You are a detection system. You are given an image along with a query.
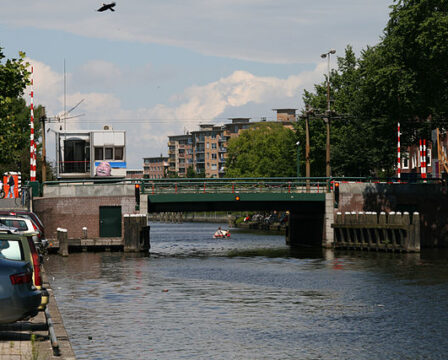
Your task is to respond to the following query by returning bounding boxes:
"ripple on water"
[45,223,448,360]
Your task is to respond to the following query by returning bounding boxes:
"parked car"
[0,223,20,233]
[0,230,49,310]
[0,257,41,324]
[0,216,46,252]
[0,210,46,241]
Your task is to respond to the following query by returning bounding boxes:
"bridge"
[141,177,328,212]
[26,177,448,250]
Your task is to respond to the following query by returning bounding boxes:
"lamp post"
[296,141,301,178]
[320,49,336,180]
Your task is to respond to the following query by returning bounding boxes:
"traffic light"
[135,184,140,210]
[334,182,339,208]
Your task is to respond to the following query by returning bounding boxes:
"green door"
[99,206,122,237]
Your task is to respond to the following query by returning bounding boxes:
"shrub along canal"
[44,222,448,360]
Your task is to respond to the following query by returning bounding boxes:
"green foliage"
[0,46,54,181]
[300,0,448,177]
[225,122,297,177]
[186,166,204,178]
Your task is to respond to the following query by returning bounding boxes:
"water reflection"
[45,222,448,360]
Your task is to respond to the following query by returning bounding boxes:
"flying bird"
[97,2,116,12]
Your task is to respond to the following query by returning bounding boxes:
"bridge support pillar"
[324,192,334,248]
[286,210,325,247]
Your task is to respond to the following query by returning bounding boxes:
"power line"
[47,117,277,124]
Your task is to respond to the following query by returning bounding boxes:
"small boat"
[213,229,231,238]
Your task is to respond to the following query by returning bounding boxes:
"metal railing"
[141,177,331,195]
[42,176,446,194]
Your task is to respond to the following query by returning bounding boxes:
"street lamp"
[296,141,301,178]
[320,49,336,179]
[321,49,336,113]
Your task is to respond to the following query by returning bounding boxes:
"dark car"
[0,230,49,310]
[0,257,41,324]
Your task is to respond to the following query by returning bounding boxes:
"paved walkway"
[0,270,76,359]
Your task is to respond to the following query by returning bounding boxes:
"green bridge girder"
[147,192,326,212]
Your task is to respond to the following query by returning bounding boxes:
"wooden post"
[123,214,150,253]
[57,228,68,256]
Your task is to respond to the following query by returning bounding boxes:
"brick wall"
[33,196,136,240]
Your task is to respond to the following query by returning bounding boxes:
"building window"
[105,147,113,160]
[95,147,104,160]
[427,148,432,167]
[115,147,124,160]
[212,143,217,149]
[411,153,417,169]
[212,153,217,160]
[402,152,409,169]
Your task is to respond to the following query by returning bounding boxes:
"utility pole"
[40,108,47,183]
[300,106,313,192]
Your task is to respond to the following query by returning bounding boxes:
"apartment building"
[143,155,169,179]
[165,109,297,178]
[168,134,194,177]
[191,124,223,177]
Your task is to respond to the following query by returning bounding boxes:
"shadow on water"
[226,246,326,259]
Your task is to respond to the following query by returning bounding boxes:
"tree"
[0,48,30,166]
[225,123,297,178]
[298,46,377,177]
[300,0,448,177]
[0,46,54,181]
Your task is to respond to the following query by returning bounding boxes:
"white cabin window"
[95,147,104,160]
[105,147,113,160]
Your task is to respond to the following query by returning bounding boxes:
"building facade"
[143,156,169,179]
[156,109,297,178]
[168,134,193,177]
[399,129,448,179]
[56,126,126,179]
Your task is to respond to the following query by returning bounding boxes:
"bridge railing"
[41,176,446,196]
[140,177,331,195]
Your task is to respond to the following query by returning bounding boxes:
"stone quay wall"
[336,183,448,248]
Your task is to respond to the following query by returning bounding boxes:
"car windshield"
[0,219,28,231]
[0,239,23,261]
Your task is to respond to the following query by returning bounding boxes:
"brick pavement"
[0,269,76,360]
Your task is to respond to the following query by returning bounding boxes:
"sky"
[1,0,392,169]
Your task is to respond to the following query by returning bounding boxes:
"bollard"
[57,228,68,257]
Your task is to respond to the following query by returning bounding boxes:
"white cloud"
[2,0,390,64]
[27,57,324,167]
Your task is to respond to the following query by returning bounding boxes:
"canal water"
[45,222,448,360]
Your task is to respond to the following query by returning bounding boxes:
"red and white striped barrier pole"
[30,66,36,182]
[397,122,401,182]
[422,139,427,181]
